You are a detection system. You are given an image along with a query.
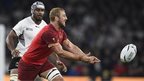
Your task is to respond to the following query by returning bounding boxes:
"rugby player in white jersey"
[6,1,66,81]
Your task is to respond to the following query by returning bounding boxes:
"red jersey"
[22,24,67,65]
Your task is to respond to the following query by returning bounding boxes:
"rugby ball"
[120,44,137,62]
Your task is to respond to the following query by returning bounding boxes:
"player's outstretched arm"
[48,43,82,61]
[63,39,101,63]
[48,43,100,64]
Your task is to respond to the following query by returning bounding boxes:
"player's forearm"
[57,49,82,61]
[48,52,60,65]
[50,43,85,61]
[68,45,85,56]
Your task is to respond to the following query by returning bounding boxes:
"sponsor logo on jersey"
[26,28,33,31]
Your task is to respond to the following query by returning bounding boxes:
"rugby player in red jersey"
[18,7,100,81]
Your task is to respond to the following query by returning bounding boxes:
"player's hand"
[88,56,101,64]
[56,61,67,72]
[80,55,100,64]
[11,49,20,57]
[86,52,91,56]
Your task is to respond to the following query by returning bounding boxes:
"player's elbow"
[6,34,11,44]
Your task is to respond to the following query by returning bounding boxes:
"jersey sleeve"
[41,31,57,44]
[13,20,24,36]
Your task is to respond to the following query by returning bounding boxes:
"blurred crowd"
[1,0,144,80]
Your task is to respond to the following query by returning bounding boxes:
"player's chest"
[23,25,43,39]
[55,31,64,43]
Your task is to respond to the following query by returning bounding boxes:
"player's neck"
[31,16,41,25]
[50,22,61,31]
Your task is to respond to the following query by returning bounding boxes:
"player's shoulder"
[17,16,30,24]
[41,20,47,25]
[41,24,56,34]
[44,24,52,29]
[40,24,49,32]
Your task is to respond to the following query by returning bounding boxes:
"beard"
[32,14,43,22]
[58,20,65,29]
[35,16,43,21]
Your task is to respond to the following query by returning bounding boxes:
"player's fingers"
[12,50,20,57]
[15,50,20,54]
[93,57,101,63]
[16,51,20,54]
[86,52,91,56]
[96,58,101,62]
[57,61,67,72]
[63,65,67,72]
[89,57,100,64]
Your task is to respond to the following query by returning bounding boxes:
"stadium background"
[0,0,143,81]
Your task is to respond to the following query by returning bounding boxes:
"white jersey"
[13,16,47,57]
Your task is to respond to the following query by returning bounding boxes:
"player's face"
[57,10,68,28]
[33,8,45,21]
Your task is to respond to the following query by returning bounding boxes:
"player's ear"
[31,9,34,14]
[55,16,59,21]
